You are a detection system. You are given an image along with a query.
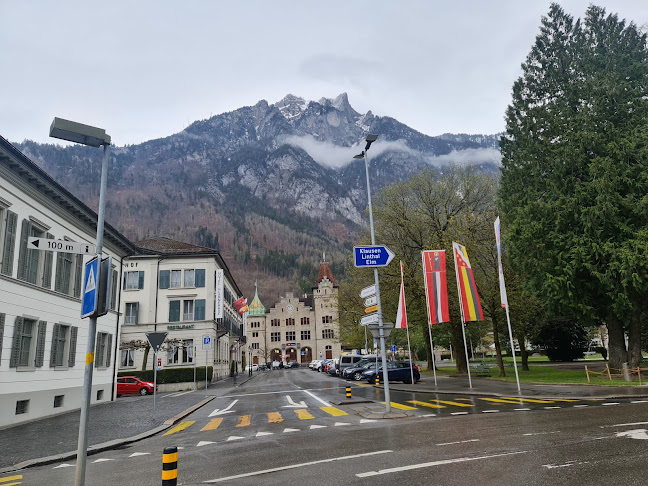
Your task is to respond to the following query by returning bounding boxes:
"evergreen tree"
[499,4,648,369]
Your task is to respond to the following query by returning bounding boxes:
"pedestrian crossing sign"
[81,256,99,318]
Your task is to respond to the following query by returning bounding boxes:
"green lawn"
[421,364,648,386]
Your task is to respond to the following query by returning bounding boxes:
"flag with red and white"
[422,250,450,324]
[453,242,484,322]
[233,297,246,311]
[395,261,407,329]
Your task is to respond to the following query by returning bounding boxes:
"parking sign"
[202,335,212,350]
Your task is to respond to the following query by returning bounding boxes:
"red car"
[116,376,156,396]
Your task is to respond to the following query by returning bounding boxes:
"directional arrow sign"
[354,245,395,268]
[283,395,308,408]
[28,237,96,255]
[208,399,239,417]
[365,305,378,314]
[360,284,376,299]
[360,313,379,326]
[616,429,648,440]
[364,295,377,307]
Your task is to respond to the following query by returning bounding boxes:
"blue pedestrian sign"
[353,245,395,268]
[81,256,99,318]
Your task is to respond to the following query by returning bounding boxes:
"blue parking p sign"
[81,256,99,318]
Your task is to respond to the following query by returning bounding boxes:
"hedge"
[118,366,213,384]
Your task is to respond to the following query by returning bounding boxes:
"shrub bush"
[118,366,213,384]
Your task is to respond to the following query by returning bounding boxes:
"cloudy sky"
[1,1,646,146]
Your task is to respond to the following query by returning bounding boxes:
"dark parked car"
[343,360,378,380]
[363,362,420,384]
[285,361,300,369]
[116,376,156,396]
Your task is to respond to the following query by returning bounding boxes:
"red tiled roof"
[314,262,338,288]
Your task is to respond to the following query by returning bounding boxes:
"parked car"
[343,360,379,380]
[318,359,332,372]
[285,361,300,369]
[363,362,420,384]
[272,360,282,369]
[337,354,375,375]
[116,376,156,396]
[245,364,259,372]
[325,359,339,375]
[309,360,321,370]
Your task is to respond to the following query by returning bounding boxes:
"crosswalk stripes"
[201,418,223,431]
[237,415,251,427]
[0,475,22,486]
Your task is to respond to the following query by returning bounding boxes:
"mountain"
[13,94,500,304]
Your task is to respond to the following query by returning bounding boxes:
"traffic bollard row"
[162,446,178,486]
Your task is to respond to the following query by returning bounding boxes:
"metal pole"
[364,325,368,353]
[205,349,208,396]
[364,148,391,412]
[153,350,158,414]
[505,306,521,392]
[194,346,197,391]
[75,143,109,486]
[421,251,438,386]
[452,244,472,389]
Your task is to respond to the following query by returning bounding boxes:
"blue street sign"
[81,256,99,318]
[391,345,397,352]
[353,245,395,268]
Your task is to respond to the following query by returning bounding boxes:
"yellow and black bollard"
[375,376,380,386]
[162,446,178,486]
[346,386,352,398]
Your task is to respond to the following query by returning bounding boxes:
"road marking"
[482,410,499,413]
[501,397,554,404]
[359,419,376,423]
[631,400,648,404]
[546,398,578,402]
[479,398,523,404]
[91,458,114,463]
[434,400,474,407]
[295,409,314,420]
[302,389,332,407]
[163,421,195,436]
[52,465,74,469]
[236,415,251,427]
[204,450,393,483]
[356,450,527,477]
[256,431,273,437]
[602,402,620,406]
[0,476,22,484]
[381,402,417,410]
[422,413,437,417]
[616,429,648,440]
[610,421,648,427]
[267,412,283,423]
[209,400,238,417]
[197,441,216,447]
[310,424,327,429]
[221,387,341,398]
[321,406,348,416]
[523,431,561,436]
[514,408,531,411]
[283,428,300,433]
[201,418,223,431]
[227,436,244,441]
[543,460,588,469]
[451,412,468,415]
[437,439,480,446]
[407,400,444,409]
[573,405,589,408]
[129,452,151,457]
[544,406,561,409]
[283,395,307,408]
[335,422,351,426]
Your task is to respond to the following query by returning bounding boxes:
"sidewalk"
[0,373,255,473]
[388,373,648,399]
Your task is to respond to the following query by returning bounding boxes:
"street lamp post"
[353,134,391,413]
[50,117,111,486]
[248,346,253,376]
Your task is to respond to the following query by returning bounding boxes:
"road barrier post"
[375,376,379,386]
[162,446,178,486]
[346,386,351,399]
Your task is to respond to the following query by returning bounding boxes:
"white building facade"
[0,136,136,427]
[118,238,245,383]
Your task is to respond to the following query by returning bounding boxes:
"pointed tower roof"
[313,255,338,289]
[248,281,266,316]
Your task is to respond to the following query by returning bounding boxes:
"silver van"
[337,354,379,375]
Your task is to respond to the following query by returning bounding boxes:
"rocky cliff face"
[14,94,499,303]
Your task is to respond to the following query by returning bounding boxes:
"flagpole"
[505,305,521,392]
[452,243,473,389]
[399,262,415,386]
[428,330,438,387]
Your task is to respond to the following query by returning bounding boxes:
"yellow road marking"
[479,398,524,404]
[381,402,418,410]
[356,383,371,387]
[502,397,555,404]
[407,400,445,409]
[433,400,474,407]
[546,398,578,402]
[236,415,251,427]
[0,476,22,484]
[200,418,223,431]
[455,398,472,401]
[163,421,195,436]
[0,482,21,486]
[321,406,348,416]
[294,409,314,420]
[268,412,283,423]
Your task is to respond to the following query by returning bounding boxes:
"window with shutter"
[1,210,17,276]
[68,327,78,367]
[0,313,5,362]
[169,301,180,322]
[110,269,118,310]
[159,270,170,289]
[73,255,83,298]
[95,332,107,368]
[49,324,60,367]
[105,334,112,367]
[10,316,24,367]
[138,271,144,289]
[195,299,206,320]
[16,219,30,281]
[195,269,205,287]
[35,321,47,367]
[42,233,54,289]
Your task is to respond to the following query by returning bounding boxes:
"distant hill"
[14,93,500,304]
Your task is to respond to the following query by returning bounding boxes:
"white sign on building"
[215,269,224,319]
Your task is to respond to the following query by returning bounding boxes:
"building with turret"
[246,260,341,365]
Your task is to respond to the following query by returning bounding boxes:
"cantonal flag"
[238,305,249,315]
[422,250,450,324]
[395,261,407,329]
[452,242,484,322]
[233,297,246,310]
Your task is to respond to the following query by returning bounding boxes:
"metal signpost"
[202,336,212,395]
[146,332,168,414]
